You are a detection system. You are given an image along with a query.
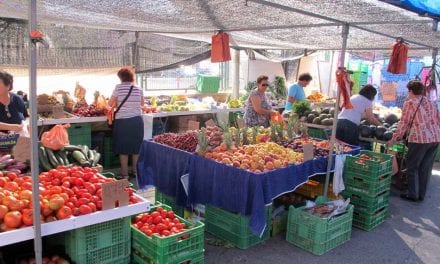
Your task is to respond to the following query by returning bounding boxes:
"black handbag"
[403,96,423,146]
[107,85,134,128]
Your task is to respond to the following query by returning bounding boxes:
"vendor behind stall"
[244,75,275,127]
[0,71,28,132]
[336,84,381,145]
[284,73,312,112]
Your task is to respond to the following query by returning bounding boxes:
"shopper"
[336,84,382,145]
[284,73,312,112]
[388,80,440,202]
[0,71,28,132]
[244,75,275,127]
[109,67,144,179]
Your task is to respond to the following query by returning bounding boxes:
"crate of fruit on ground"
[286,197,353,255]
[344,150,392,177]
[131,204,204,264]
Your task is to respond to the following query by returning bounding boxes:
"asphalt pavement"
[205,164,440,264]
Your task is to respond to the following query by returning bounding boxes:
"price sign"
[205,119,216,127]
[188,120,200,131]
[101,179,129,210]
[236,118,245,129]
[303,143,314,161]
[52,105,64,119]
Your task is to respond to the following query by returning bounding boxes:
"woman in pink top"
[388,80,440,202]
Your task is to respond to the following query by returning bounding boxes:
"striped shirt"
[392,96,440,144]
[111,82,143,119]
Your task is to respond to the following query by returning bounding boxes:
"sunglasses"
[5,105,11,118]
[261,84,269,87]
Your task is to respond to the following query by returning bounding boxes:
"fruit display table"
[137,140,360,236]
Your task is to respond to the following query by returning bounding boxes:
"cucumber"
[45,148,59,168]
[54,151,65,166]
[39,147,53,171]
[92,150,101,166]
[87,149,94,163]
[72,150,88,165]
[58,151,70,166]
[63,145,83,152]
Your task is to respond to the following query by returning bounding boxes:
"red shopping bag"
[211,32,231,63]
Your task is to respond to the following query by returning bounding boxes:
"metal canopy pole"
[29,0,43,263]
[324,24,349,197]
[432,20,438,67]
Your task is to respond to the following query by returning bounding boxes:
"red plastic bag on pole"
[41,124,70,150]
[336,68,353,109]
[387,41,408,74]
[211,32,231,63]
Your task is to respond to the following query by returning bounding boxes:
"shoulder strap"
[115,85,134,115]
[407,96,424,132]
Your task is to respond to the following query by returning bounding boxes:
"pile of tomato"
[132,207,188,237]
[0,166,140,232]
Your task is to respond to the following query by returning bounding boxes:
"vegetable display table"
[137,140,360,236]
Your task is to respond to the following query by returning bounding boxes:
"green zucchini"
[39,146,53,171]
[92,150,101,166]
[72,150,88,165]
[87,149,94,162]
[63,145,83,152]
[54,151,65,166]
[45,148,59,168]
[58,151,70,166]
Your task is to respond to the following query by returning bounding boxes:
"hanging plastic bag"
[41,124,70,150]
[211,32,231,63]
[333,154,346,196]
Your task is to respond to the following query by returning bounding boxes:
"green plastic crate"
[344,150,393,178]
[155,190,184,217]
[196,74,220,93]
[131,204,205,264]
[67,123,92,147]
[205,205,272,249]
[132,249,204,264]
[307,128,329,140]
[286,202,353,255]
[343,190,389,214]
[344,173,392,197]
[65,217,131,264]
[353,206,388,231]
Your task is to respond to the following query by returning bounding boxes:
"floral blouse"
[244,90,272,127]
[392,96,440,144]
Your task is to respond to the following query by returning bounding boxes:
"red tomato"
[79,204,92,215]
[87,202,97,212]
[8,199,25,211]
[74,178,84,187]
[153,216,163,225]
[4,181,19,192]
[51,178,61,186]
[80,193,92,200]
[6,172,18,181]
[78,198,89,206]
[49,196,65,211]
[0,204,8,220]
[4,210,22,228]
[72,207,81,216]
[20,181,33,191]
[151,211,160,218]
[0,177,7,187]
[133,215,142,223]
[167,211,175,219]
[62,181,71,188]
[49,186,62,195]
[173,218,180,224]
[162,230,171,236]
[156,207,164,213]
[56,206,72,220]
[22,209,33,226]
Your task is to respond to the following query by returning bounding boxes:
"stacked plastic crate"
[343,150,393,231]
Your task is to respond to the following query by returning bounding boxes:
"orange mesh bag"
[41,124,70,150]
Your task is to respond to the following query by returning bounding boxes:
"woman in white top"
[336,85,381,145]
[109,67,144,179]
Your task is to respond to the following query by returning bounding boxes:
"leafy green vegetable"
[293,101,311,116]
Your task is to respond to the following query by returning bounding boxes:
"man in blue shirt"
[284,73,312,111]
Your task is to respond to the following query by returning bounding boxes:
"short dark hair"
[298,73,312,82]
[117,67,135,83]
[407,80,425,95]
[0,70,14,91]
[359,84,377,100]
[257,75,269,84]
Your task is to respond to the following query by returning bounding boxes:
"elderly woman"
[244,75,275,127]
[388,80,440,202]
[109,67,144,179]
[0,71,28,132]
